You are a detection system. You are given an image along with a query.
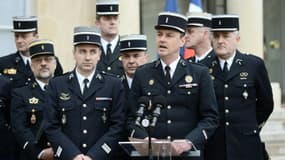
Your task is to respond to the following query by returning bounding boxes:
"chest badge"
[59,93,71,101]
[29,97,39,104]
[4,68,17,75]
[240,72,248,80]
[185,75,193,83]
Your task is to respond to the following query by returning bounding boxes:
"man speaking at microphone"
[127,12,219,160]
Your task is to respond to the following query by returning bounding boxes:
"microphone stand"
[148,124,153,160]
[141,115,153,160]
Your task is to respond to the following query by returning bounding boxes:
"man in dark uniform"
[185,12,214,66]
[11,39,56,160]
[0,16,63,89]
[118,34,148,159]
[127,12,219,160]
[95,0,124,77]
[0,75,18,160]
[44,26,126,160]
[120,34,148,95]
[204,15,274,160]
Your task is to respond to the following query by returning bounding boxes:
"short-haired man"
[185,12,214,66]
[127,12,219,160]
[95,0,124,77]
[120,34,148,92]
[204,15,274,160]
[45,26,126,160]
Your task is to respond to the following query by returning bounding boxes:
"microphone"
[150,95,166,127]
[135,96,150,126]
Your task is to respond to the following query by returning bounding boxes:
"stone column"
[227,0,263,58]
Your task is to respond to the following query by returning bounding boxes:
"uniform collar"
[218,51,236,70]
[20,54,31,65]
[101,35,119,54]
[35,79,47,91]
[160,56,180,78]
[125,74,133,89]
[195,47,213,62]
[75,69,96,88]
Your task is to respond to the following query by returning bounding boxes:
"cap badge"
[165,17,169,23]
[128,41,131,47]
[110,6,113,11]
[86,35,90,41]
[41,45,45,51]
[18,22,21,28]
[185,75,193,83]
[218,20,222,25]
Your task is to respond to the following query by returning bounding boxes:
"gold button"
[83,129,88,134]
[226,122,230,126]
[107,67,111,71]
[167,90,171,94]
[167,120,171,124]
[83,116,87,120]
[82,104,87,108]
[224,84,229,88]
[225,96,229,100]
[82,143,87,148]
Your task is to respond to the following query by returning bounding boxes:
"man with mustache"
[10,39,56,160]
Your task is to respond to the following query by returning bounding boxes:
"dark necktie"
[104,43,112,64]
[223,61,229,77]
[83,78,89,96]
[44,85,48,91]
[25,60,33,75]
[165,66,171,85]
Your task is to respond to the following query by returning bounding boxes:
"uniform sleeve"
[185,67,219,146]
[44,80,81,160]
[255,59,274,128]
[10,89,42,159]
[87,79,126,159]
